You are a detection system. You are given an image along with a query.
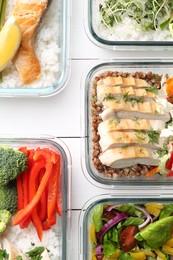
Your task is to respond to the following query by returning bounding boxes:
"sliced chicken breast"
[97,85,156,102]
[99,146,159,168]
[98,119,165,134]
[99,131,160,152]
[102,100,158,112]
[123,76,136,86]
[100,108,170,122]
[101,76,124,86]
[97,76,149,88]
[135,78,150,87]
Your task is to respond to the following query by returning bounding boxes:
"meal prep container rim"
[0,0,71,98]
[79,193,173,260]
[84,0,173,50]
[81,59,173,189]
[0,135,72,260]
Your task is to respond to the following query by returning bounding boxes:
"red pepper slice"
[166,149,173,170]
[13,151,53,226]
[38,168,47,222]
[47,154,60,220]
[167,170,173,177]
[16,175,24,210]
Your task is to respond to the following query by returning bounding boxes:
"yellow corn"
[162,245,173,255]
[90,223,96,244]
[155,249,166,259]
[140,249,155,257]
[92,249,97,260]
[130,251,146,260]
[145,203,164,217]
[165,238,173,247]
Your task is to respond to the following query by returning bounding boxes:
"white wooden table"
[1,0,173,259]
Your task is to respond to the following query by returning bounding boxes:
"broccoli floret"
[0,209,11,233]
[0,183,17,214]
[0,147,27,185]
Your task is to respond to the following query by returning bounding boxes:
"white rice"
[93,0,173,42]
[0,0,60,89]
[3,217,62,259]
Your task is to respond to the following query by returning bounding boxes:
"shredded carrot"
[147,166,159,177]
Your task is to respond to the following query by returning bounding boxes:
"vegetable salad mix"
[90,203,173,259]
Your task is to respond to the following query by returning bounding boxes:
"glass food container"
[85,0,173,50]
[0,135,71,260]
[81,59,173,188]
[0,0,70,97]
[79,193,173,260]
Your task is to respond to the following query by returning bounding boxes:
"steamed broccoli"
[0,209,11,233]
[0,147,28,185]
[0,183,17,214]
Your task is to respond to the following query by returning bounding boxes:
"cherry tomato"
[119,226,139,252]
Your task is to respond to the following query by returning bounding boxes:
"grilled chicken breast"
[100,107,170,122]
[99,146,159,168]
[97,76,149,88]
[97,85,156,102]
[98,119,165,134]
[99,131,160,152]
[13,0,49,84]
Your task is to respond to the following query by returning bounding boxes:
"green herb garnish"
[157,143,168,157]
[103,93,121,103]
[0,249,8,260]
[135,130,160,144]
[145,86,158,95]
[26,247,45,260]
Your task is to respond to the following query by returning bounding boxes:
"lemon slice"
[0,16,21,72]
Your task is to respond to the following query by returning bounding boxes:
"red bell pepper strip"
[47,211,56,227]
[38,168,47,222]
[13,151,53,226]
[18,148,35,229]
[56,154,62,216]
[167,170,173,177]
[31,208,43,241]
[28,160,45,241]
[42,211,56,231]
[166,144,173,170]
[47,154,60,220]
[56,190,62,217]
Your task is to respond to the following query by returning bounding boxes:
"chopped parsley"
[145,86,158,95]
[26,247,46,260]
[135,130,160,144]
[0,250,8,260]
[157,143,168,158]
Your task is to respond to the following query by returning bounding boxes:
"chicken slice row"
[96,75,169,168]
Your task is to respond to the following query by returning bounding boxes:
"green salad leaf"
[92,204,104,232]
[135,216,173,249]
[159,204,173,219]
